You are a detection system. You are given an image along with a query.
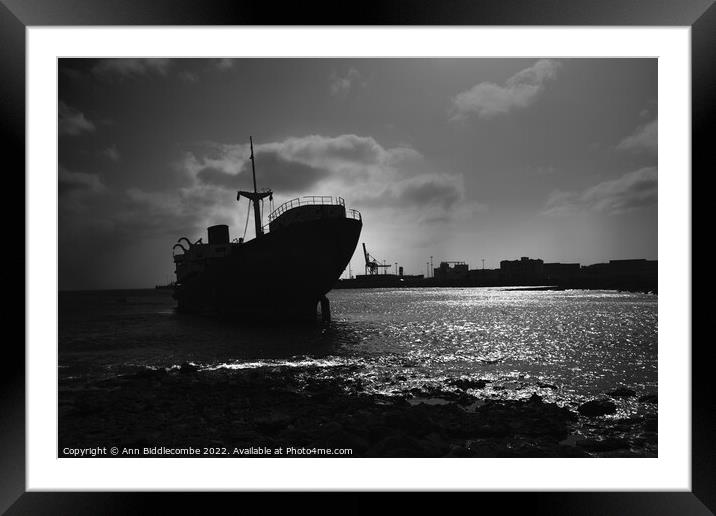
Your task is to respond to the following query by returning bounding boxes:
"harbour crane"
[362,243,392,275]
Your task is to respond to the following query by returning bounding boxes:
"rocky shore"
[59,365,657,458]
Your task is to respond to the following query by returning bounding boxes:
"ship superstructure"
[171,137,362,321]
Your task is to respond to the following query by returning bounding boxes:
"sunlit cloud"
[543,167,657,216]
[215,58,234,70]
[126,134,482,232]
[617,119,657,155]
[329,68,363,97]
[451,60,561,120]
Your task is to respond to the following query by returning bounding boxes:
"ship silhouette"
[171,137,362,321]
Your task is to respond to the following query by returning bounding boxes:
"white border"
[27,27,691,491]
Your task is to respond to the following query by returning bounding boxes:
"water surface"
[59,287,657,417]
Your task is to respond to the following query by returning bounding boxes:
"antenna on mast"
[237,136,273,238]
[250,136,258,195]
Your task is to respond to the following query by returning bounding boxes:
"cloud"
[100,144,120,162]
[59,133,489,289]
[357,175,461,210]
[63,134,481,258]
[216,59,234,70]
[451,59,561,120]
[178,70,199,83]
[59,167,105,195]
[180,134,422,194]
[59,102,95,136]
[543,167,657,216]
[168,133,480,226]
[93,58,171,78]
[329,68,363,97]
[198,154,329,192]
[354,174,488,224]
[617,119,657,154]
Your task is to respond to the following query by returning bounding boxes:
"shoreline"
[59,365,657,458]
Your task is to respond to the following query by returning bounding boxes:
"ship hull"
[173,217,362,321]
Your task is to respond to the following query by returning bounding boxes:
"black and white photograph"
[57,57,659,460]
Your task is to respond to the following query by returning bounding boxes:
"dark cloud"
[195,167,243,189]
[357,177,462,210]
[59,101,95,136]
[100,144,120,162]
[59,167,105,196]
[543,167,657,216]
[196,151,330,193]
[399,180,461,210]
[92,58,171,79]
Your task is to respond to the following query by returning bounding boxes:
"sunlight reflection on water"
[60,287,657,414]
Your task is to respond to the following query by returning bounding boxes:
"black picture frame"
[3,0,711,513]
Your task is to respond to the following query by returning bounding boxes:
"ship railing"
[267,196,347,222]
[261,205,360,232]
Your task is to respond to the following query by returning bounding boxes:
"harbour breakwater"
[334,276,657,294]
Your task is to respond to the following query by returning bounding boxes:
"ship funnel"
[208,224,230,245]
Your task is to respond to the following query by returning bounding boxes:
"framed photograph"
[5,0,711,513]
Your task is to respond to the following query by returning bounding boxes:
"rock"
[448,378,487,390]
[383,409,435,436]
[556,446,591,458]
[537,382,558,390]
[473,423,511,438]
[528,393,543,404]
[253,412,292,433]
[577,437,629,452]
[133,368,168,381]
[370,435,418,457]
[643,432,658,445]
[644,416,658,432]
[608,387,637,398]
[577,399,617,417]
[325,430,370,454]
[638,393,658,404]
[58,402,77,418]
[600,449,641,458]
[179,362,198,374]
[319,421,343,436]
[444,445,471,457]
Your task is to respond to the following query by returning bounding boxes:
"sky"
[58,58,657,290]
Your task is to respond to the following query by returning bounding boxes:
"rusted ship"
[171,137,362,321]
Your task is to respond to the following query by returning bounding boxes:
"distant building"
[581,262,611,274]
[543,262,580,282]
[467,268,501,285]
[434,261,469,281]
[577,259,657,292]
[581,259,657,278]
[500,257,544,283]
[608,259,657,275]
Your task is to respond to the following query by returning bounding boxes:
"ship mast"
[237,136,273,238]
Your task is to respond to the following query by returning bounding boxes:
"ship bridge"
[265,195,361,233]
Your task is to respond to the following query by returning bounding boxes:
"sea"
[59,287,657,418]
